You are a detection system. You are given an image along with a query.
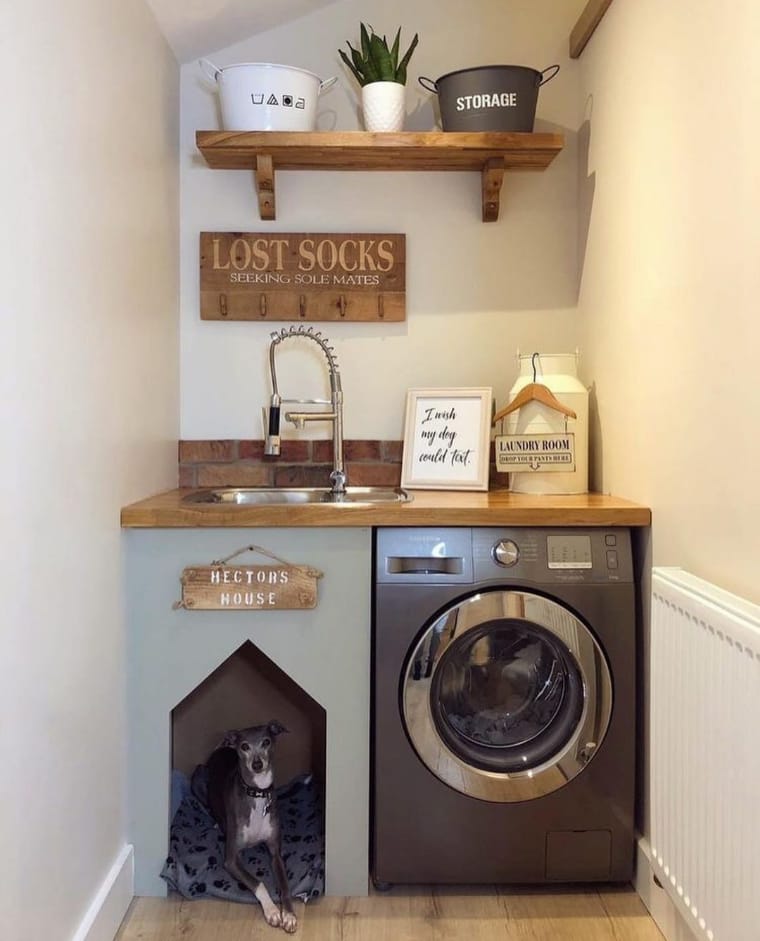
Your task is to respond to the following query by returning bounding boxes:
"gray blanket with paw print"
[161,770,324,905]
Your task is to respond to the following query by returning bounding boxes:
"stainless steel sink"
[182,486,411,506]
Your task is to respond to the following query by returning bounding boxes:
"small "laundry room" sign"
[495,433,576,473]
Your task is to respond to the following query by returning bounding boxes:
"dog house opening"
[164,640,327,905]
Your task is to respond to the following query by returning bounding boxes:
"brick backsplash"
[178,439,404,489]
[178,440,508,489]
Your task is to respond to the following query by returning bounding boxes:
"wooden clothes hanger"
[492,353,577,425]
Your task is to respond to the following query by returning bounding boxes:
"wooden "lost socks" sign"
[200,231,406,322]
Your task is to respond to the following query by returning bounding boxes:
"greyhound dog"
[195,721,297,933]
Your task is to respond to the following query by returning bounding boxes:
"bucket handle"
[417,76,438,94]
[538,64,560,86]
[199,58,221,83]
[319,76,338,94]
[421,69,558,91]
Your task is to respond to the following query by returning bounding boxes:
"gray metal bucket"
[419,64,559,132]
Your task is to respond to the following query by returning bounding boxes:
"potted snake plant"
[339,23,419,131]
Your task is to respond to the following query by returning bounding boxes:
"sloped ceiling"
[145,0,341,63]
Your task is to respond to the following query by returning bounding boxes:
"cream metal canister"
[504,352,588,494]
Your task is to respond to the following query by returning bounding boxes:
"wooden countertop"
[121,489,651,529]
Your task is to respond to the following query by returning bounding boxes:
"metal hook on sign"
[260,294,267,317]
[299,294,306,318]
[338,294,346,318]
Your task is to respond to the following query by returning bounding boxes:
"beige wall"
[180,0,588,440]
[577,0,760,603]
[1,2,179,938]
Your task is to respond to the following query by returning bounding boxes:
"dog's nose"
[252,758,264,772]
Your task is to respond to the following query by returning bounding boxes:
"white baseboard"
[635,838,700,941]
[71,844,134,941]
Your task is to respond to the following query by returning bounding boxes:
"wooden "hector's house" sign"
[200,231,406,322]
[174,545,323,611]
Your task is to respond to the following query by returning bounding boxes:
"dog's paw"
[263,907,283,929]
[281,910,298,933]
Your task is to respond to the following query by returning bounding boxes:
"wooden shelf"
[196,130,564,223]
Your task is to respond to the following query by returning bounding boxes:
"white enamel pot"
[200,59,337,131]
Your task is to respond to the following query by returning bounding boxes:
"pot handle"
[418,76,439,94]
[539,64,560,86]
[319,76,338,94]
[199,58,221,83]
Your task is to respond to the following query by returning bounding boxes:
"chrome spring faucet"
[264,326,346,494]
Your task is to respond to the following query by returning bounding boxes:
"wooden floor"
[116,887,664,941]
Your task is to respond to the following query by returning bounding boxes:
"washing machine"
[372,526,636,885]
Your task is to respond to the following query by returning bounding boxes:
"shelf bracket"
[255,154,276,220]
[482,158,505,223]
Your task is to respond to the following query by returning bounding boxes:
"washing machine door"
[402,589,612,802]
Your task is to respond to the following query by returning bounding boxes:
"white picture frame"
[401,387,493,491]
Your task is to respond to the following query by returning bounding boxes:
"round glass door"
[402,590,612,802]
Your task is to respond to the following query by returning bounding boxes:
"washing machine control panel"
[476,529,633,584]
[375,528,634,584]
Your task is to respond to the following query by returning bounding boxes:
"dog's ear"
[221,729,240,748]
[267,720,289,738]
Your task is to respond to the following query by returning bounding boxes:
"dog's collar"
[243,783,272,800]
[238,773,273,802]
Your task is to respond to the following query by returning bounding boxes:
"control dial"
[492,539,519,567]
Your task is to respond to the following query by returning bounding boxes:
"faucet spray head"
[264,393,281,456]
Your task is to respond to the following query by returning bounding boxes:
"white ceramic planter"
[361,81,406,132]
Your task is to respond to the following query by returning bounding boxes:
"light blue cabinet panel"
[124,527,371,897]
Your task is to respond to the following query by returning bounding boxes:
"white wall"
[0,2,179,939]
[576,0,760,604]
[180,0,588,440]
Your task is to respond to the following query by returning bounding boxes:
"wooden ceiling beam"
[569,0,614,58]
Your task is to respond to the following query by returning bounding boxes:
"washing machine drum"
[402,589,612,802]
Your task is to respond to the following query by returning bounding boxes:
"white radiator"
[650,567,760,941]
